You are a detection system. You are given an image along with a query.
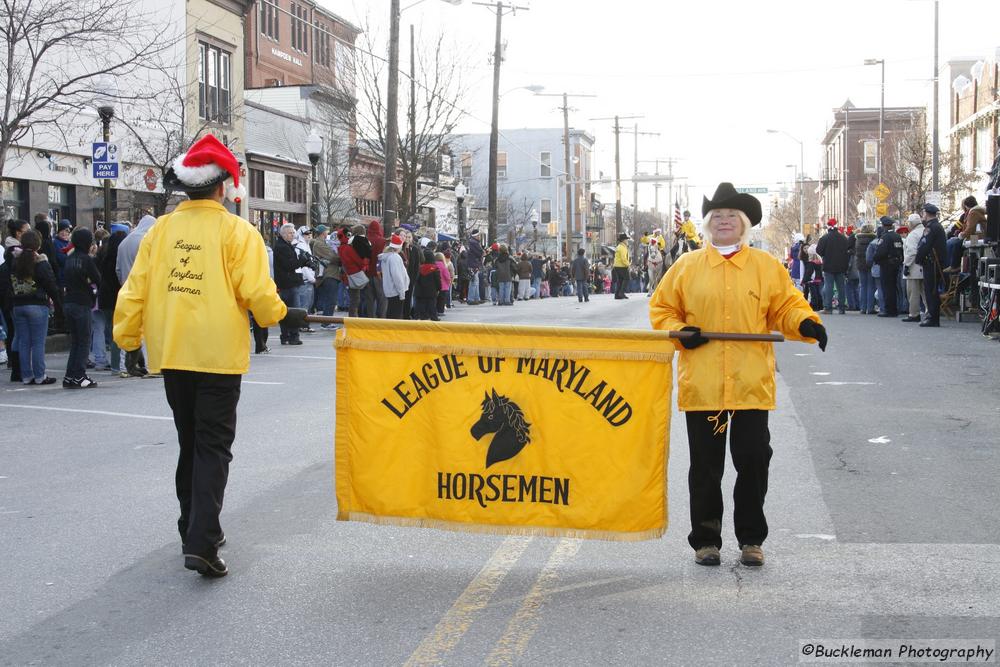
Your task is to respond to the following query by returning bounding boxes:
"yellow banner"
[334,319,674,541]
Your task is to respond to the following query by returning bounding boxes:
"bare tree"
[0,0,173,179]
[319,16,471,225]
[764,186,821,258]
[880,113,979,218]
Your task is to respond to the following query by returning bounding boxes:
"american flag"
[673,202,682,225]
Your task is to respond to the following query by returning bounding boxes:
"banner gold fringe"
[338,512,666,543]
[339,316,681,343]
[334,337,674,363]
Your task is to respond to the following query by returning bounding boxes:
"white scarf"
[712,243,741,255]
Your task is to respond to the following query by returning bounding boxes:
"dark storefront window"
[2,179,27,222]
[249,169,265,198]
[47,184,74,225]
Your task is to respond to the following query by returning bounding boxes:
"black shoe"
[900,316,921,322]
[919,320,940,327]
[876,312,897,317]
[287,339,303,345]
[38,376,57,385]
[184,554,228,578]
[182,534,227,552]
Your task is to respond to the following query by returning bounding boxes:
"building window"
[540,198,551,224]
[497,151,507,179]
[314,21,331,67]
[290,3,308,54]
[863,141,877,174]
[286,175,306,203]
[199,42,232,124]
[249,169,265,198]
[461,152,472,178]
[976,127,993,171]
[959,134,973,173]
[540,151,551,177]
[260,0,280,40]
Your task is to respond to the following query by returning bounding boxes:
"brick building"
[948,51,1000,199]
[818,100,924,225]
[245,0,359,89]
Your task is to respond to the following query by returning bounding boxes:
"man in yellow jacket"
[649,182,826,568]
[114,135,301,578]
[612,232,631,300]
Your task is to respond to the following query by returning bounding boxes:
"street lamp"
[864,58,885,186]
[305,130,323,227]
[530,207,538,248]
[455,180,467,244]
[767,129,805,235]
[94,76,117,229]
[383,0,463,237]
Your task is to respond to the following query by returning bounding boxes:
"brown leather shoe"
[694,546,721,566]
[740,544,764,566]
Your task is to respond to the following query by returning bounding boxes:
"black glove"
[902,265,910,277]
[282,307,308,330]
[799,319,827,352]
[679,326,709,350]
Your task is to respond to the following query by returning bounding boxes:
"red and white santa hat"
[164,134,247,203]
[389,233,403,250]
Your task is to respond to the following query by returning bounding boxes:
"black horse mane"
[482,393,531,445]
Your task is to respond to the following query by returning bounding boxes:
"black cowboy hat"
[702,182,762,226]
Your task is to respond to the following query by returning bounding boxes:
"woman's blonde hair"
[702,209,752,246]
[434,251,445,262]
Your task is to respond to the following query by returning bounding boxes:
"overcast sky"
[328,0,1000,217]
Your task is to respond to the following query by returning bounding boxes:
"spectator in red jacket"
[338,227,368,317]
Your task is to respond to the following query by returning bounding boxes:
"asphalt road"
[1,292,998,665]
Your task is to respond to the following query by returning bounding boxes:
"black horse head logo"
[470,389,531,468]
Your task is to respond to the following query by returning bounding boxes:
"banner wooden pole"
[302,315,785,342]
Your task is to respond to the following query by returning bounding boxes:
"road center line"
[0,403,172,421]
[404,536,532,667]
[485,538,582,667]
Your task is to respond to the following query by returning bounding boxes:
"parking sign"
[92,142,120,180]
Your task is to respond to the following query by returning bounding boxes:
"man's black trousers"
[923,264,941,323]
[878,267,898,315]
[163,370,241,557]
[685,410,772,550]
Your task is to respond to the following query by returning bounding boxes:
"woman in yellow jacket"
[649,182,827,568]
[114,135,299,578]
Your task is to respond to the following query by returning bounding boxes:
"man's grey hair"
[279,223,296,234]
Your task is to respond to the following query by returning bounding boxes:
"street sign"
[736,187,768,194]
[143,168,157,191]
[875,203,889,216]
[92,142,120,180]
[927,191,942,206]
[874,183,890,200]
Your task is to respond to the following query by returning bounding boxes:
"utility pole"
[623,124,659,261]
[536,91,596,257]
[931,0,940,193]
[409,23,417,222]
[382,0,401,236]
[474,1,529,245]
[590,114,642,237]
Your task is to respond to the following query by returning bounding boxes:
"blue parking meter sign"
[92,142,120,180]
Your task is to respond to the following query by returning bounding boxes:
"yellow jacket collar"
[173,199,229,213]
[706,243,749,269]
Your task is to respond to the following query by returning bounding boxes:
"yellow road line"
[404,536,532,667]
[484,538,582,667]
